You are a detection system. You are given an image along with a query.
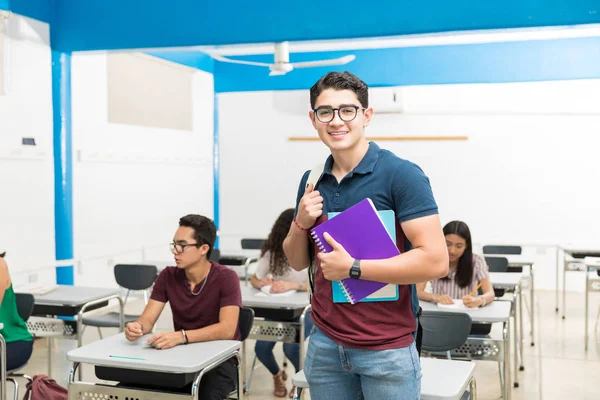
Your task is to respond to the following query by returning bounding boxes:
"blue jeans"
[304,327,421,400]
[255,313,314,375]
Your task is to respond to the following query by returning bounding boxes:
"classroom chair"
[82,264,157,338]
[420,311,472,360]
[2,293,35,400]
[485,256,510,298]
[227,306,255,399]
[483,245,522,271]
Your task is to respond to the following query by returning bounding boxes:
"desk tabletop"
[561,245,600,257]
[421,358,475,400]
[420,300,511,323]
[241,284,309,310]
[16,285,119,307]
[67,333,241,373]
[490,272,523,289]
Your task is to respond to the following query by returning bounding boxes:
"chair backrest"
[485,256,509,273]
[420,311,472,353]
[209,248,221,262]
[15,293,35,322]
[241,239,265,250]
[238,307,255,341]
[482,245,522,255]
[114,264,158,291]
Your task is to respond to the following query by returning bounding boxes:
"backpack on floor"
[23,374,68,400]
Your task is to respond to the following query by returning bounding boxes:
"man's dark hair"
[0,252,5,258]
[179,214,217,259]
[309,71,369,109]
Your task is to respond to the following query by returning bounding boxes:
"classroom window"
[106,53,194,131]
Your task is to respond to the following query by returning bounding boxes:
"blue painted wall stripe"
[51,1,600,52]
[52,51,74,285]
[10,0,52,23]
[213,92,220,249]
[148,51,214,74]
[213,36,600,92]
[0,0,9,11]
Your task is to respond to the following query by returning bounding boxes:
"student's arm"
[125,299,166,341]
[0,258,11,305]
[284,173,323,271]
[186,305,240,342]
[250,255,273,289]
[319,214,448,284]
[462,276,495,308]
[416,282,454,304]
[270,280,307,293]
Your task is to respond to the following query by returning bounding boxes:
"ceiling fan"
[210,42,356,76]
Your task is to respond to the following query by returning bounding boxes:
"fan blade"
[291,54,356,69]
[211,54,272,67]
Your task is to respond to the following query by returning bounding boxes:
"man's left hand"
[317,232,354,281]
[147,331,184,350]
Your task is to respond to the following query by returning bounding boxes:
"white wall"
[0,14,55,287]
[71,53,214,287]
[218,79,600,291]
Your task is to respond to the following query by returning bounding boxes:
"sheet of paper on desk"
[16,283,58,295]
[260,286,297,297]
[437,299,474,310]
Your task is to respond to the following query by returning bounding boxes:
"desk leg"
[555,247,560,313]
[518,284,524,371]
[513,302,519,388]
[47,337,52,377]
[562,257,567,319]
[469,377,477,400]
[1,333,7,400]
[585,270,589,351]
[530,265,535,346]
[503,320,511,400]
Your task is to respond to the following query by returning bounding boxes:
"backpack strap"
[305,164,325,297]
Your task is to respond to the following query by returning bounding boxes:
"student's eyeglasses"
[313,105,365,123]
[170,242,203,254]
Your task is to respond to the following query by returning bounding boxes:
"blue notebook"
[310,198,401,304]
[329,210,400,303]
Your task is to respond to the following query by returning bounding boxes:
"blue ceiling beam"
[51,0,600,52]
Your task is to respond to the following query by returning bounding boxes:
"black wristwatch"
[349,259,361,279]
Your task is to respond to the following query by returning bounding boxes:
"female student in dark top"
[417,220,495,309]
[0,251,34,370]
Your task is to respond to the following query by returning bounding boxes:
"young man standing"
[283,72,448,399]
[125,214,241,400]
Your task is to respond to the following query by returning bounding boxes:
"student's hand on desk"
[125,321,144,342]
[318,232,354,281]
[259,277,274,287]
[434,294,454,304]
[296,183,323,229]
[147,331,185,350]
[462,295,481,308]
[270,281,295,293]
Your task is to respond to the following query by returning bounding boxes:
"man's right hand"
[434,294,454,304]
[295,183,324,229]
[125,321,144,342]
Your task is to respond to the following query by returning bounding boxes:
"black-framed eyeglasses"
[313,105,366,123]
[170,242,203,254]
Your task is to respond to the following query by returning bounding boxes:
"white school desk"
[15,285,123,379]
[559,246,600,321]
[291,358,477,400]
[240,285,310,391]
[485,254,535,346]
[66,333,242,400]
[490,272,525,378]
[420,300,512,400]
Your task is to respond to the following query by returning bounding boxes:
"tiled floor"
[9,290,600,399]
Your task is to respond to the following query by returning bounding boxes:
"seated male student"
[124,214,242,400]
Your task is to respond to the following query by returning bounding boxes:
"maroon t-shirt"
[150,262,242,340]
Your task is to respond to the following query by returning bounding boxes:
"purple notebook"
[310,198,400,304]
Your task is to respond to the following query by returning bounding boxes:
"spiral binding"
[310,230,327,253]
[311,229,357,304]
[340,281,357,304]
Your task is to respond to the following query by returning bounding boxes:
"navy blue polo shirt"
[294,141,439,349]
